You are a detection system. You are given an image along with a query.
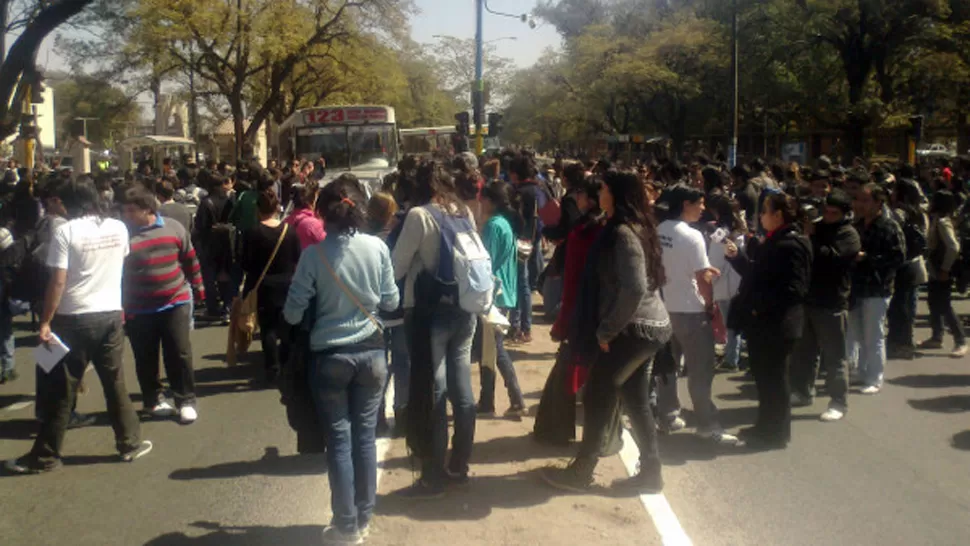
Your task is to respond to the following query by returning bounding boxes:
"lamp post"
[730,0,739,167]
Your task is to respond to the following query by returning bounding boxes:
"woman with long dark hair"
[241,190,302,385]
[887,181,928,360]
[542,170,671,494]
[920,190,967,357]
[476,181,526,417]
[391,160,479,498]
[282,176,399,544]
[726,192,812,450]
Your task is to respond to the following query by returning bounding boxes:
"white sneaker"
[148,400,176,417]
[321,526,363,545]
[179,405,198,424]
[697,428,740,446]
[660,416,686,434]
[819,407,845,422]
[859,385,881,395]
[951,344,968,358]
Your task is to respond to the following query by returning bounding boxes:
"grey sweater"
[595,224,672,345]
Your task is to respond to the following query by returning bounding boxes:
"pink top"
[284,208,326,249]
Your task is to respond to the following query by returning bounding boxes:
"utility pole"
[474,0,485,156]
[730,0,739,167]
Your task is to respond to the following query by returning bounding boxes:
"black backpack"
[3,230,47,303]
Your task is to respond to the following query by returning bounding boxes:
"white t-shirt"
[658,219,712,314]
[47,216,130,315]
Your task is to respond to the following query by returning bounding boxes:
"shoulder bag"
[316,246,384,333]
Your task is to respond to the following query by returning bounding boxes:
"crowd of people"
[0,146,968,545]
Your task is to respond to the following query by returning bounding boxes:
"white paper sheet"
[34,334,70,374]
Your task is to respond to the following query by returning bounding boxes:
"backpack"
[425,205,494,314]
[899,213,927,262]
[2,228,47,305]
[208,197,235,271]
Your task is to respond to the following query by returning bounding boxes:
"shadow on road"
[377,469,557,522]
[888,374,970,389]
[0,393,33,409]
[951,430,970,451]
[144,522,325,546]
[907,395,970,413]
[0,418,39,440]
[169,447,326,480]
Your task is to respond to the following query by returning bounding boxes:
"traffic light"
[487,113,504,137]
[909,115,924,142]
[455,112,470,137]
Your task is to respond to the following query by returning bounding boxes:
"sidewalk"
[370,309,661,546]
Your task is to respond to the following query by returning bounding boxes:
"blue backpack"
[425,206,494,314]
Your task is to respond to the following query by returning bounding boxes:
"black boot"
[541,456,597,493]
[393,407,408,439]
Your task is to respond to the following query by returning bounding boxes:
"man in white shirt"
[5,180,153,474]
[657,185,739,445]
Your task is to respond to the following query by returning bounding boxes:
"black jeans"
[887,275,918,348]
[927,279,966,345]
[200,253,234,316]
[258,305,289,374]
[31,312,141,466]
[576,335,663,471]
[746,332,795,444]
[127,304,197,408]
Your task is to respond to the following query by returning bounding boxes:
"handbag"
[538,197,561,227]
[226,224,289,366]
[316,246,383,333]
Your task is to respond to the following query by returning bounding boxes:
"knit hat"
[825,189,853,214]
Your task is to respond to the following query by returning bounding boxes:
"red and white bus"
[278,105,399,173]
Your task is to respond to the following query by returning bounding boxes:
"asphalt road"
[1,294,968,546]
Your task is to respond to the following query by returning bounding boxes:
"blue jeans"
[717,299,741,368]
[0,304,14,375]
[382,326,410,412]
[426,304,477,483]
[478,319,524,411]
[510,260,532,334]
[846,297,890,388]
[310,348,387,534]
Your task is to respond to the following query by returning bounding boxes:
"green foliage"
[50,74,140,147]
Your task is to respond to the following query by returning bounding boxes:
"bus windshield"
[295,124,397,170]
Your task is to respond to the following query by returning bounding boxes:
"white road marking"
[618,429,693,546]
[4,401,34,412]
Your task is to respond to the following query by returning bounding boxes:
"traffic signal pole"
[474,0,485,156]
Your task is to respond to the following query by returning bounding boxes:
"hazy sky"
[410,0,562,67]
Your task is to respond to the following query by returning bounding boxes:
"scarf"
[568,218,619,362]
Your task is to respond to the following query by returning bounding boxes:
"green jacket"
[482,214,517,310]
[230,190,259,233]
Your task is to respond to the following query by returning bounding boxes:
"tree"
[127,0,410,159]
[0,0,97,141]
[427,35,516,111]
[50,74,141,148]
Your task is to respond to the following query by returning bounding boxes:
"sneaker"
[658,416,686,434]
[0,369,19,384]
[917,338,944,350]
[540,463,595,493]
[859,385,881,395]
[120,440,154,462]
[951,344,968,358]
[4,456,61,475]
[475,403,496,418]
[444,470,471,488]
[397,479,445,500]
[147,400,176,418]
[179,405,198,424]
[887,344,915,360]
[819,407,845,422]
[321,526,363,546]
[518,332,533,344]
[358,523,371,539]
[504,405,527,420]
[67,412,97,429]
[790,392,814,408]
[611,470,664,495]
[696,428,741,446]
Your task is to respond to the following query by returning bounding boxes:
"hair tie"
[341,197,356,208]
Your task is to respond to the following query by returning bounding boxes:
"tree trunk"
[231,94,244,162]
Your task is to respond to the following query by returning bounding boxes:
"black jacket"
[517,181,550,242]
[728,225,813,340]
[851,214,906,301]
[542,192,582,275]
[806,219,861,310]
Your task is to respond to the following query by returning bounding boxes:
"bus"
[400,125,501,158]
[278,105,399,192]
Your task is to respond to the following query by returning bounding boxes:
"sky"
[410,0,562,68]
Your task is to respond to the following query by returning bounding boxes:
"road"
[1,295,969,546]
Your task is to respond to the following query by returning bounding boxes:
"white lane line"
[4,401,34,412]
[618,429,693,546]
[375,383,396,486]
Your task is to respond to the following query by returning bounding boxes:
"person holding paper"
[5,179,153,475]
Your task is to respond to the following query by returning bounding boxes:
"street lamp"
[473,0,533,155]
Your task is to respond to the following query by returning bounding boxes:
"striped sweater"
[123,215,204,315]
